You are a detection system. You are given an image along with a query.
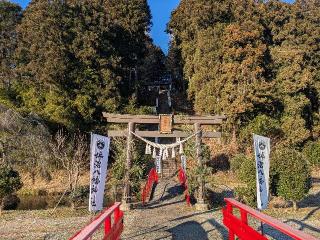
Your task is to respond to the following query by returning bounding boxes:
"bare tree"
[50,130,88,191]
[0,108,52,182]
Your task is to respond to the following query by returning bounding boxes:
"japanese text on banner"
[253,134,270,210]
[89,134,110,212]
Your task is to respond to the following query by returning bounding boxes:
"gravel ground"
[1,177,319,240]
[0,208,92,240]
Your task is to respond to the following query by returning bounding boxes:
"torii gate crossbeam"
[103,112,226,210]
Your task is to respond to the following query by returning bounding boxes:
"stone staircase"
[157,87,178,179]
[161,157,179,178]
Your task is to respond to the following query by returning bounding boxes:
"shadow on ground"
[206,188,234,208]
[160,185,184,202]
[299,190,320,208]
[205,218,229,239]
[284,219,320,234]
[167,221,208,240]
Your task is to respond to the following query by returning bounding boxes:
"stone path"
[121,177,320,240]
[122,177,228,240]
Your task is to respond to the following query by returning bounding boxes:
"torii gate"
[103,112,226,210]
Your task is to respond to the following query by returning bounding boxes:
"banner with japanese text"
[89,134,110,212]
[253,134,270,210]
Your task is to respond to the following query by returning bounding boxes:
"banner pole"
[260,209,264,235]
[261,221,264,235]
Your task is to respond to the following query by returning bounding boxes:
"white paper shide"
[181,155,187,171]
[253,134,270,210]
[155,155,162,174]
[89,134,110,212]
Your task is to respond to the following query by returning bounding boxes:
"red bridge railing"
[69,202,123,240]
[223,198,318,240]
[178,167,191,206]
[142,168,158,205]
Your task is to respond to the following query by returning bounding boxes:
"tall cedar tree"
[169,0,273,132]
[139,43,166,85]
[269,0,320,145]
[166,44,184,92]
[104,0,152,100]
[16,0,151,129]
[0,1,22,90]
[16,0,76,128]
[169,0,320,144]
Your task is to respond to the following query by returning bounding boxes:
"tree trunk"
[0,199,3,216]
[293,201,298,211]
[68,171,73,191]
[113,185,117,202]
[230,125,239,153]
[71,201,75,210]
[31,172,36,184]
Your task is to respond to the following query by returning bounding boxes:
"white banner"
[253,134,270,210]
[89,134,110,212]
[181,155,187,171]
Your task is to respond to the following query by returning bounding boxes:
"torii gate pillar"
[195,123,209,211]
[121,122,135,211]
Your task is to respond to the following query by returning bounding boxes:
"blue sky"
[11,0,294,54]
[148,0,180,54]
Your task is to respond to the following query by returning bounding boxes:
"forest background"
[0,0,320,210]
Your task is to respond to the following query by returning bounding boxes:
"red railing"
[178,167,191,205]
[69,202,123,240]
[142,168,158,205]
[223,198,318,240]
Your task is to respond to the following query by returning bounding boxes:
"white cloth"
[89,134,110,212]
[253,134,270,210]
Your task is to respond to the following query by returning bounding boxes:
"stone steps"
[161,157,179,178]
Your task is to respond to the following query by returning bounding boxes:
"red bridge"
[69,198,318,240]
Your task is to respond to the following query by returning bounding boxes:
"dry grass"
[17,169,90,195]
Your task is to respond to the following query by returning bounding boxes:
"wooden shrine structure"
[103,112,226,210]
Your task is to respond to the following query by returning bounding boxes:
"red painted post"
[104,216,111,236]
[155,170,158,183]
[69,202,123,240]
[240,209,248,225]
[226,202,235,240]
[114,206,120,222]
[226,202,233,214]
[222,198,318,240]
[142,168,158,205]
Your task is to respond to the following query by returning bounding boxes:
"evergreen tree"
[166,44,184,92]
[16,0,75,127]
[169,0,319,144]
[16,0,152,129]
[270,1,320,145]
[169,0,274,132]
[139,43,166,85]
[0,167,22,215]
[0,1,22,90]
[104,0,152,99]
